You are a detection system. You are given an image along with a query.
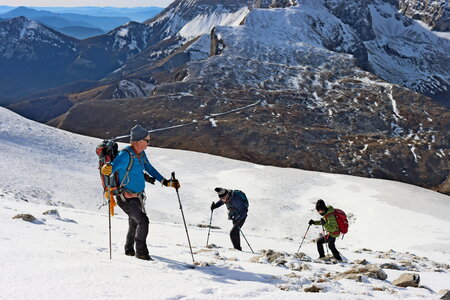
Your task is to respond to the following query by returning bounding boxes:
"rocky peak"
[398,0,449,31]
[146,0,249,38]
[269,0,298,8]
[0,16,78,59]
[324,0,376,40]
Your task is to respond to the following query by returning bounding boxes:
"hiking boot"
[136,253,153,261]
[125,248,135,256]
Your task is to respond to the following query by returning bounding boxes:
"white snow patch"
[410,146,420,163]
[117,28,129,38]
[209,118,218,127]
[179,7,249,38]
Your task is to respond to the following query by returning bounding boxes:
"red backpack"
[325,208,349,235]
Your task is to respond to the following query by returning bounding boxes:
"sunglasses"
[142,138,151,145]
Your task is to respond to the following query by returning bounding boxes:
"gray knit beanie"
[214,187,229,198]
[130,125,149,142]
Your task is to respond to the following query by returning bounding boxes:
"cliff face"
[399,0,450,31]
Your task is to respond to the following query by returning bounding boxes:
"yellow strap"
[103,189,116,216]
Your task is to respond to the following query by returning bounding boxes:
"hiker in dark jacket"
[101,125,180,261]
[308,199,342,261]
[211,187,248,250]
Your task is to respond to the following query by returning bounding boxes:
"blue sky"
[0,0,172,7]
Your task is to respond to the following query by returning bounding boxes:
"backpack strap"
[323,211,334,219]
[118,148,135,190]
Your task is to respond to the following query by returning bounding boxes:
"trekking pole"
[296,224,311,254]
[206,210,213,247]
[108,190,112,260]
[105,173,113,260]
[239,228,255,254]
[171,172,195,262]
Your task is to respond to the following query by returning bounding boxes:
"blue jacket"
[111,146,164,193]
[213,190,248,221]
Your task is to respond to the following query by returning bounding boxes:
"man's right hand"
[210,202,215,211]
[308,219,315,225]
[101,164,112,176]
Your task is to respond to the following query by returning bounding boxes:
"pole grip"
[171,172,176,180]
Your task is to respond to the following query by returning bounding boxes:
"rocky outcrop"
[399,0,450,31]
[334,265,388,281]
[269,0,297,8]
[13,213,36,222]
[392,273,420,287]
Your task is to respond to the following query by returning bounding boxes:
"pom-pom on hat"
[214,187,229,198]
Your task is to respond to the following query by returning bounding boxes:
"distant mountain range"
[0,6,163,22]
[0,6,163,39]
[28,6,164,23]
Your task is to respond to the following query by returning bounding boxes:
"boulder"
[43,209,60,217]
[440,290,450,300]
[304,285,322,293]
[353,259,370,265]
[249,255,263,263]
[335,265,387,281]
[392,273,420,288]
[380,263,401,270]
[13,214,36,223]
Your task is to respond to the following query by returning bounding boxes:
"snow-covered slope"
[364,2,450,101]
[146,0,248,39]
[1,107,450,298]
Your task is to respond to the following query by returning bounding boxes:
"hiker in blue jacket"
[101,125,180,261]
[211,187,248,250]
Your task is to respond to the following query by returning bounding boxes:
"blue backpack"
[234,190,249,209]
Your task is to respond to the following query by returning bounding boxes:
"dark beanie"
[130,125,149,142]
[315,199,327,211]
[214,187,229,198]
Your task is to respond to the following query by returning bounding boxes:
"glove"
[320,218,326,225]
[162,178,181,189]
[101,164,112,176]
[144,173,155,184]
[308,219,315,225]
[211,202,215,211]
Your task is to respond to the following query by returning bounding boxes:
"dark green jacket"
[313,205,340,238]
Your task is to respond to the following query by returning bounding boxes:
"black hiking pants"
[317,235,342,260]
[117,197,149,255]
[230,217,246,250]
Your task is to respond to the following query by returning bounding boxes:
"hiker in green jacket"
[308,199,342,261]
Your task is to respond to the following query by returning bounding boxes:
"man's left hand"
[162,178,180,189]
[320,218,326,225]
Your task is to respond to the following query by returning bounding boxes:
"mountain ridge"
[1,0,449,194]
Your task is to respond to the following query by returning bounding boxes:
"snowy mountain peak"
[146,0,249,39]
[0,16,78,59]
